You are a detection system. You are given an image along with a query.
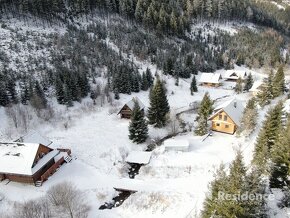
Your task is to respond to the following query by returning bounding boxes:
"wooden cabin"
[224,71,247,82]
[118,97,145,119]
[199,73,222,87]
[0,142,71,185]
[209,99,244,134]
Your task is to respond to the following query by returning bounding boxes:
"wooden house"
[118,97,145,119]
[224,71,247,82]
[199,73,222,87]
[208,99,244,134]
[0,142,71,185]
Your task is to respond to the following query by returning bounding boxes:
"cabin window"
[225,125,229,128]
[216,123,220,127]
[219,114,222,120]
[224,115,228,121]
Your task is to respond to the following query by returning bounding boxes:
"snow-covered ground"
[1,64,282,217]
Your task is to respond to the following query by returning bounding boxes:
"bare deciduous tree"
[46,182,90,218]
[14,198,51,218]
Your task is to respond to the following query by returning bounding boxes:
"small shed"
[199,73,222,87]
[164,139,190,152]
[118,97,145,119]
[125,151,152,165]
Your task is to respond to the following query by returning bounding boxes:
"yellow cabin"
[209,99,244,134]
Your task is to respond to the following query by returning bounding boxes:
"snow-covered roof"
[164,139,190,148]
[125,97,145,111]
[249,81,263,92]
[210,99,245,126]
[15,131,52,147]
[199,73,222,84]
[125,151,152,164]
[224,71,247,80]
[0,142,59,176]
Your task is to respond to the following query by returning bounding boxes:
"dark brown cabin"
[118,97,145,119]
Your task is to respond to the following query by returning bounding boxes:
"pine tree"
[197,92,213,120]
[0,84,9,106]
[201,164,228,218]
[129,101,148,144]
[190,76,198,95]
[6,78,18,104]
[146,68,154,87]
[141,72,149,91]
[147,79,170,128]
[55,77,65,104]
[253,101,284,173]
[235,77,243,94]
[244,73,254,92]
[238,98,258,136]
[64,83,73,107]
[222,150,247,217]
[273,65,285,98]
[31,81,47,109]
[20,80,32,105]
[269,117,290,188]
[257,71,274,107]
[195,92,213,136]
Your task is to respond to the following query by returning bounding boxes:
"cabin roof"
[224,71,247,80]
[15,131,52,147]
[125,151,152,164]
[163,139,190,148]
[199,73,222,84]
[118,97,145,114]
[249,81,263,92]
[0,142,58,176]
[125,97,145,111]
[209,99,245,126]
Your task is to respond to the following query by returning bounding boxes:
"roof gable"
[118,97,145,114]
[209,99,245,126]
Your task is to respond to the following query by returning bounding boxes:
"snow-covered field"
[1,63,280,217]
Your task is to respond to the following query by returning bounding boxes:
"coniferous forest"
[0,0,289,107]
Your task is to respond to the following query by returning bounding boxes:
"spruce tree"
[141,72,149,91]
[6,78,18,104]
[147,79,170,128]
[146,68,154,87]
[197,92,213,120]
[257,71,274,107]
[195,92,213,136]
[238,98,258,136]
[253,101,284,173]
[31,81,47,109]
[244,73,254,92]
[0,84,9,106]
[129,101,148,144]
[235,77,243,94]
[270,117,290,188]
[190,76,198,95]
[222,150,247,217]
[55,77,65,104]
[273,65,285,98]
[201,164,228,218]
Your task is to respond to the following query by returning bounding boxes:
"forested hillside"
[0,0,289,108]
